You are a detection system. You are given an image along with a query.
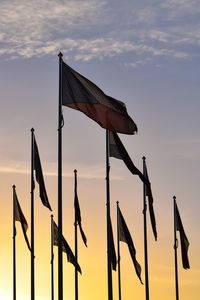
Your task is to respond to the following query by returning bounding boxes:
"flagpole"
[13,185,16,300]
[51,215,54,300]
[74,170,78,300]
[58,52,63,300]
[106,129,113,300]
[173,196,179,300]
[116,201,122,300]
[142,156,149,300]
[31,128,35,300]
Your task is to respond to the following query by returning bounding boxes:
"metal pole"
[74,170,78,300]
[116,202,122,300]
[106,130,113,300]
[173,196,179,300]
[51,215,54,300]
[13,185,16,300]
[143,157,149,300]
[31,128,35,300]
[58,52,63,300]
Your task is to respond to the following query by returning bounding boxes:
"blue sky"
[0,1,200,299]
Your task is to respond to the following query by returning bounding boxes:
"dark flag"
[118,206,143,284]
[53,220,82,274]
[174,201,190,269]
[74,171,87,247]
[108,215,117,271]
[14,189,31,251]
[33,134,52,211]
[143,161,157,241]
[109,131,147,184]
[61,61,137,135]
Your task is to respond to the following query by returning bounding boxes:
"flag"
[61,61,137,135]
[143,162,157,241]
[108,215,117,271]
[53,220,82,274]
[109,131,147,184]
[74,171,87,247]
[118,206,143,283]
[33,134,52,211]
[174,201,190,269]
[14,189,31,251]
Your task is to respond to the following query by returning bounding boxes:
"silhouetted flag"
[14,189,31,251]
[118,206,143,284]
[53,220,82,274]
[109,131,147,184]
[108,215,117,271]
[61,61,137,135]
[33,135,52,211]
[174,202,190,269]
[74,173,87,247]
[143,162,157,241]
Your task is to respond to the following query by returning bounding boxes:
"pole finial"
[142,156,146,161]
[74,169,77,173]
[51,214,54,219]
[12,184,16,189]
[58,52,63,58]
[173,195,176,201]
[31,128,35,132]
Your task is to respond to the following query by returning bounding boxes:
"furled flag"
[14,189,31,251]
[74,170,87,247]
[61,61,137,135]
[174,201,190,269]
[117,206,143,284]
[143,161,157,241]
[33,134,52,211]
[109,131,147,184]
[108,214,117,271]
[53,220,82,274]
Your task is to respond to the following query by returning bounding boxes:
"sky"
[0,0,200,299]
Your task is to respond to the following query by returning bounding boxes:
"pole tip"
[51,214,54,218]
[173,195,176,200]
[116,201,119,204]
[58,52,63,58]
[12,184,16,189]
[31,128,35,132]
[142,156,146,161]
[74,169,77,173]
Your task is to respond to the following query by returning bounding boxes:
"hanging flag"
[174,201,190,269]
[74,171,87,247]
[108,215,117,271]
[33,134,52,211]
[143,161,157,241]
[14,189,31,251]
[61,61,137,135]
[118,206,143,284]
[53,220,82,274]
[109,131,147,184]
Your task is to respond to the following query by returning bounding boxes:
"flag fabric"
[143,162,157,241]
[14,189,31,251]
[118,206,143,284]
[33,134,52,211]
[108,215,117,271]
[174,201,190,269]
[74,173,87,247]
[61,61,137,135]
[52,220,82,274]
[109,131,147,184]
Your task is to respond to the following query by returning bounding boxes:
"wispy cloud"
[0,0,200,63]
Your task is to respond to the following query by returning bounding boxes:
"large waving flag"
[53,220,82,274]
[61,61,137,135]
[33,134,52,211]
[174,201,190,269]
[14,189,31,251]
[118,206,143,284]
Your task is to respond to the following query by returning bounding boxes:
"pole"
[31,128,35,300]
[58,52,63,300]
[106,129,113,300]
[142,156,149,300]
[116,202,122,300]
[74,170,78,300]
[51,215,54,300]
[173,196,179,300]
[13,185,16,300]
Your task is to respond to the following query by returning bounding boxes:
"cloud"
[0,0,199,63]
